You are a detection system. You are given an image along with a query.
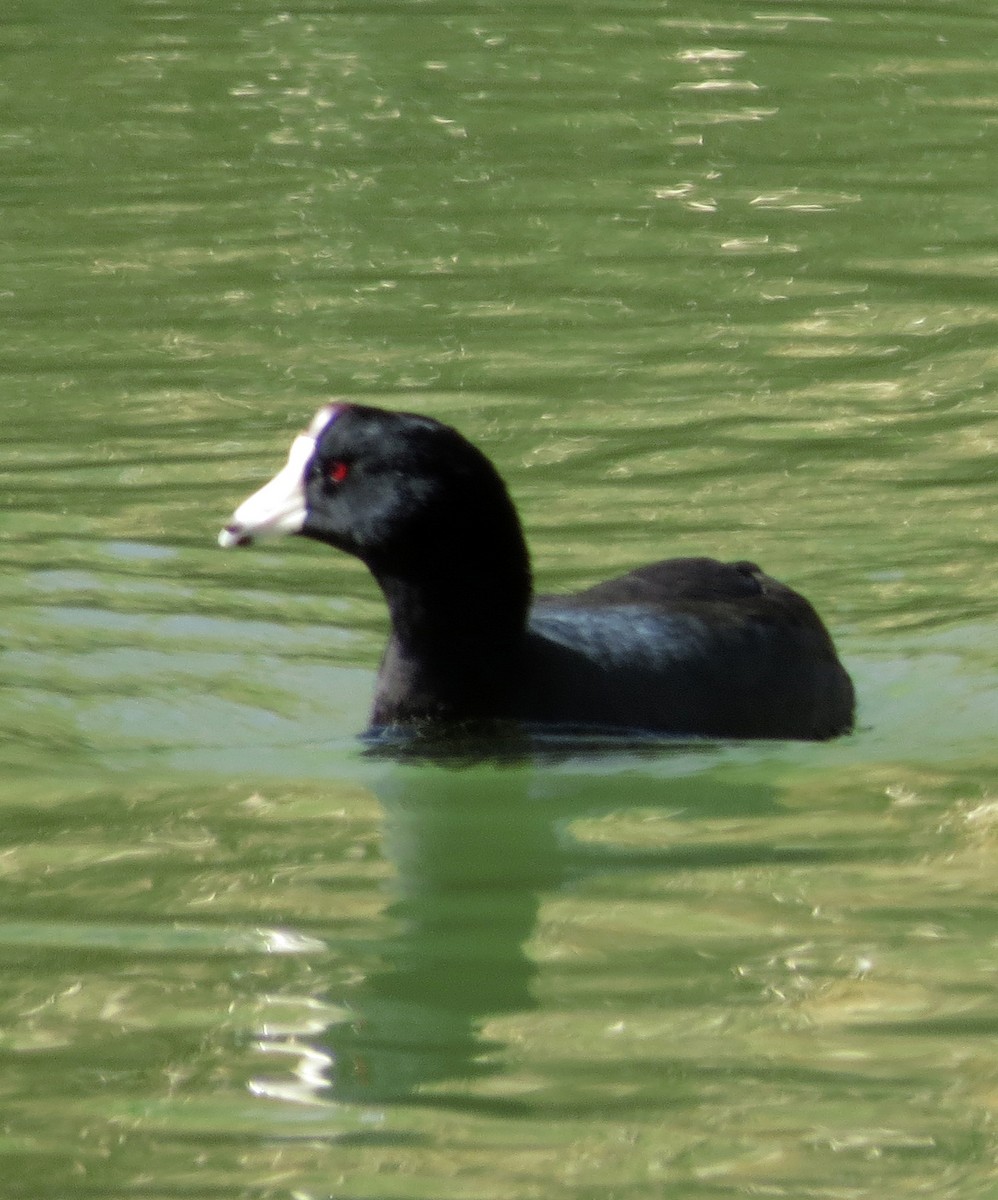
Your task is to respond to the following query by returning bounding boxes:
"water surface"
[1,1,996,1196]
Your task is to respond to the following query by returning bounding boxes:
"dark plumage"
[219,403,854,740]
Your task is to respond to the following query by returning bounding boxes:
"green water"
[2,1,997,1196]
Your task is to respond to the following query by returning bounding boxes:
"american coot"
[219,404,855,740]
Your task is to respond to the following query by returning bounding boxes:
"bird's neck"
[369,560,533,726]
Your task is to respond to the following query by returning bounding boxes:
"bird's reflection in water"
[249,732,784,1109]
[324,757,556,1105]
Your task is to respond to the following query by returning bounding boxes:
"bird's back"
[520,558,854,740]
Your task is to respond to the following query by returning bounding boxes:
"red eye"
[328,461,349,484]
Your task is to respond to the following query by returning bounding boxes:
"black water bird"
[219,404,854,740]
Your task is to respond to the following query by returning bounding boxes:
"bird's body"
[219,404,854,741]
